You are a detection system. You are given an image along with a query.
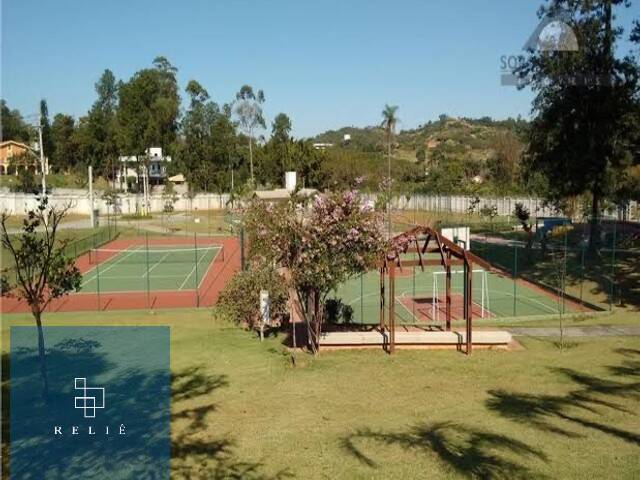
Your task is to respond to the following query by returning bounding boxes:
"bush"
[324,298,354,325]
[217,263,289,330]
[10,168,37,193]
[324,299,342,323]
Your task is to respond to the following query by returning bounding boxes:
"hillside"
[311,116,531,193]
[312,116,529,163]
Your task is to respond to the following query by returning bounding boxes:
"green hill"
[311,116,531,194]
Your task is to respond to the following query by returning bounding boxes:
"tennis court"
[332,264,584,326]
[1,235,240,313]
[80,244,224,293]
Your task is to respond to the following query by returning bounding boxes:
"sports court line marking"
[395,288,491,322]
[196,247,223,290]
[81,246,143,287]
[179,248,216,291]
[73,287,200,295]
[395,295,435,323]
[498,290,558,314]
[93,274,188,279]
[142,251,172,278]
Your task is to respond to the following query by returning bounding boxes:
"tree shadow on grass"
[608,348,640,377]
[486,351,640,446]
[342,422,548,479]
[172,365,229,402]
[1,352,10,477]
[170,367,292,480]
[1,339,291,479]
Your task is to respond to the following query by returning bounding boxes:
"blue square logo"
[10,326,170,479]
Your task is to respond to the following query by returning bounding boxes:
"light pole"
[37,115,46,194]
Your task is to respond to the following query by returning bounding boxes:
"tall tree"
[0,100,32,142]
[39,100,54,161]
[94,69,118,112]
[178,79,239,191]
[234,85,265,184]
[381,104,399,232]
[117,58,180,156]
[271,113,292,144]
[75,69,120,177]
[518,0,639,250]
[1,198,82,399]
[50,114,78,172]
[259,113,293,184]
[487,130,524,189]
[183,79,212,157]
[381,104,399,181]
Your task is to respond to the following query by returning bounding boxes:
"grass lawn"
[1,226,114,277]
[118,210,233,236]
[390,210,517,233]
[0,213,90,229]
[2,308,638,479]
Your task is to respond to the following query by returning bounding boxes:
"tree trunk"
[34,309,50,402]
[249,136,254,184]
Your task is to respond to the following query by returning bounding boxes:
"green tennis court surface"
[80,245,222,293]
[332,265,579,325]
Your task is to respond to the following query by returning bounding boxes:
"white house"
[117,147,172,188]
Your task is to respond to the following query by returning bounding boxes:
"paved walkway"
[505,325,640,337]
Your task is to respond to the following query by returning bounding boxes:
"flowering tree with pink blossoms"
[245,187,386,354]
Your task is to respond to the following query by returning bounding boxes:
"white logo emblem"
[74,377,105,418]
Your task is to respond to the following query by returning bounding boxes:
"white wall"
[0,190,637,221]
[0,190,230,216]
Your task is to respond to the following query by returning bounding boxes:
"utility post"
[37,114,46,194]
[88,166,95,227]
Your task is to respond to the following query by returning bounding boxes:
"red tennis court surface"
[397,294,492,323]
[1,236,240,314]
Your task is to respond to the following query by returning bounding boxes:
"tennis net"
[88,246,224,265]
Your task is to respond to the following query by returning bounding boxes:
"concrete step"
[319,330,512,346]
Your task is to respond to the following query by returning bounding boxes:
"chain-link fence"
[328,215,638,327]
[78,232,227,311]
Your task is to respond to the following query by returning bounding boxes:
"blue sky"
[1,0,638,138]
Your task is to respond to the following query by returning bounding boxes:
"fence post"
[610,219,617,310]
[94,234,101,312]
[360,273,364,325]
[562,229,568,314]
[412,260,416,321]
[513,242,518,316]
[579,244,585,303]
[194,233,200,308]
[208,195,212,236]
[146,232,151,309]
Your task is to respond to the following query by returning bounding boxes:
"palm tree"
[381,104,399,235]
